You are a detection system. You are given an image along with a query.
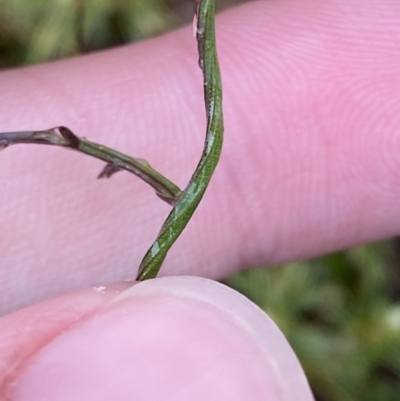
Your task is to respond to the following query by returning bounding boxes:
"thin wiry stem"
[0,126,181,206]
[0,0,223,280]
[136,0,224,280]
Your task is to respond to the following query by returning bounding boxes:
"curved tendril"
[136,0,224,280]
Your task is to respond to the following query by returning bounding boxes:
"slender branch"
[136,0,224,280]
[0,0,223,281]
[0,126,181,206]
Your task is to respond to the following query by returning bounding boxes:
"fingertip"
[114,276,314,401]
[7,277,313,401]
[0,282,132,396]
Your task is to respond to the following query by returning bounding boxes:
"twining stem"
[136,0,224,280]
[0,0,222,281]
[0,127,181,206]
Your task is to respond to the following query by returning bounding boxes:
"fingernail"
[7,277,313,401]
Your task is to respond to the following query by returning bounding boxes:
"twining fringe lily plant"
[0,0,224,281]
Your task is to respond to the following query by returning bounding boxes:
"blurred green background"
[1,1,399,400]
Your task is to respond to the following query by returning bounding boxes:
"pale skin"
[1,0,400,399]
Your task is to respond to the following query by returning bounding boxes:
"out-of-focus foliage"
[0,0,178,67]
[1,1,399,400]
[226,242,400,401]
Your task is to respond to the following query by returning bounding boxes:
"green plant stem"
[136,0,224,280]
[0,126,181,205]
[0,0,223,281]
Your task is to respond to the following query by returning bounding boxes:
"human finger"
[1,277,313,401]
[1,0,399,313]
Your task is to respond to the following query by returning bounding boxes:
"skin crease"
[0,0,399,397]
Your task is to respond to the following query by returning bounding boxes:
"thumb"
[1,277,313,401]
